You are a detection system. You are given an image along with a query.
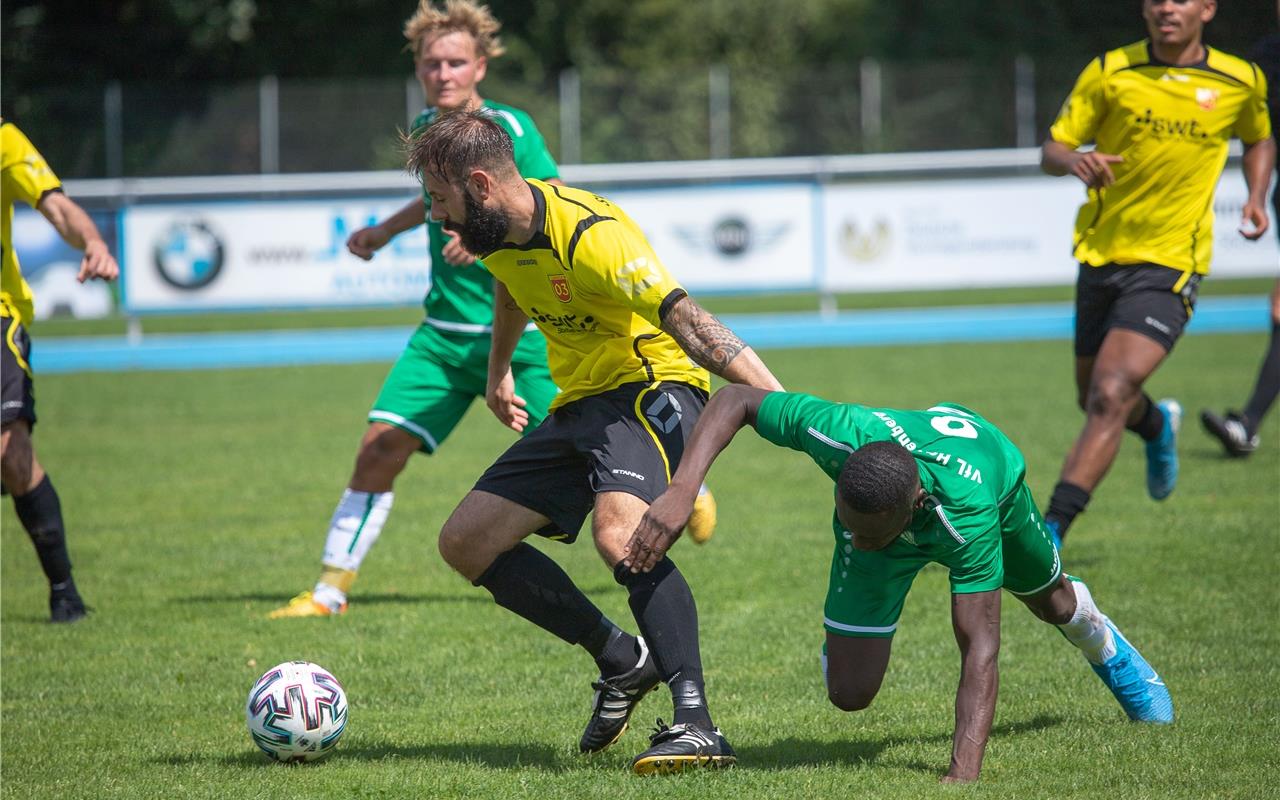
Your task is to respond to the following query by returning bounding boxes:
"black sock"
[584,624,642,675]
[1045,481,1091,542]
[1242,323,1280,436]
[13,475,72,587]
[1126,394,1164,442]
[614,559,712,729]
[474,542,606,646]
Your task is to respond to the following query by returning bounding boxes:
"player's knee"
[1085,373,1138,418]
[827,681,877,712]
[355,428,416,477]
[437,517,471,570]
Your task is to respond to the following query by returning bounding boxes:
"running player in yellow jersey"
[1,121,119,622]
[408,111,785,774]
[1041,0,1275,547]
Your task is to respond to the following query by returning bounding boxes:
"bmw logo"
[154,220,224,290]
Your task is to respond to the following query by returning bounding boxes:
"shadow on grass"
[158,741,570,772]
[740,713,1064,772]
[176,591,492,606]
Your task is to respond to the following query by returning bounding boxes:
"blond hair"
[403,0,506,59]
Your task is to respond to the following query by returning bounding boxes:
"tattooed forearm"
[661,297,746,375]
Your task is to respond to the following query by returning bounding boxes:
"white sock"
[1056,578,1117,665]
[317,489,393,592]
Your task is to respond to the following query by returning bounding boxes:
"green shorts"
[823,482,1061,638]
[368,325,558,453]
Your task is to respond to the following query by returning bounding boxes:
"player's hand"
[442,231,477,266]
[77,239,119,283]
[1070,151,1124,189]
[346,225,392,261]
[485,369,529,432]
[1238,202,1270,241]
[622,487,697,573]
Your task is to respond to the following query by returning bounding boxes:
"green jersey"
[755,392,1028,592]
[409,100,559,365]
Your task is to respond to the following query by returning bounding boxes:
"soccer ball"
[245,660,348,763]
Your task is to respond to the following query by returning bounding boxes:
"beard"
[448,189,511,256]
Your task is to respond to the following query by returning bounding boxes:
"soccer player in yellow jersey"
[1,121,119,622]
[1040,0,1275,547]
[409,111,784,774]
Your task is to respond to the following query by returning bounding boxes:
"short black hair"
[837,440,919,514]
[405,109,517,187]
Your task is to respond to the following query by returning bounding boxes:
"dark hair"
[405,109,516,187]
[837,440,919,514]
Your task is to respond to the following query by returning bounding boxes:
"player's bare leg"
[823,632,893,712]
[270,423,421,618]
[1046,329,1173,544]
[2,421,84,622]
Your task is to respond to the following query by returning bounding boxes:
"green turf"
[2,332,1277,799]
[29,276,1278,337]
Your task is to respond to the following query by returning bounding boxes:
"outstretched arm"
[660,295,783,390]
[623,384,773,571]
[36,192,118,283]
[943,589,1001,783]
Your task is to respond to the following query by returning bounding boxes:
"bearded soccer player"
[625,385,1174,783]
[410,111,784,773]
[1040,0,1274,547]
[2,120,119,622]
[270,1,717,620]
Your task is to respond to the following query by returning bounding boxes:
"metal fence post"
[709,64,731,159]
[259,75,280,174]
[1015,54,1036,148]
[860,58,882,152]
[559,67,581,164]
[104,81,124,178]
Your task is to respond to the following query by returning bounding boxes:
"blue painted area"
[33,296,1271,375]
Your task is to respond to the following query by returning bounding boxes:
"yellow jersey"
[1,122,63,325]
[1049,41,1271,275]
[483,179,710,409]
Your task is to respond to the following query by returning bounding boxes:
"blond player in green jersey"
[1040,0,1275,547]
[408,110,785,774]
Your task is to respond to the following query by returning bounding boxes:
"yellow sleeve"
[1,124,62,208]
[573,220,684,328]
[1048,57,1107,148]
[1234,67,1272,144]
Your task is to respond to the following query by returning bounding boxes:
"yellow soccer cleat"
[267,591,347,619]
[687,485,717,545]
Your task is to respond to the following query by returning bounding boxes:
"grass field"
[2,328,1277,799]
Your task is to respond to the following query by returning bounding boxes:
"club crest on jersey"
[549,274,572,303]
[1195,87,1219,111]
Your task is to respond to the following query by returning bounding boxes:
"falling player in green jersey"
[625,385,1174,783]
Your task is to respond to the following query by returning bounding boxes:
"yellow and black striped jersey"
[1,122,63,324]
[1049,40,1270,275]
[483,179,709,410]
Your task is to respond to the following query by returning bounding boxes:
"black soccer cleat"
[630,719,737,775]
[49,584,86,623]
[579,636,662,753]
[1200,409,1260,458]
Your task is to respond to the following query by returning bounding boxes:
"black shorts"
[1074,263,1200,357]
[473,380,708,543]
[1,315,36,427]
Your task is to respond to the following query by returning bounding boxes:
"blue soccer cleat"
[1045,519,1063,551]
[1090,616,1174,724]
[1145,398,1181,501]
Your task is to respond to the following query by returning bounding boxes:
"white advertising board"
[122,198,430,312]
[604,184,817,293]
[821,172,1277,293]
